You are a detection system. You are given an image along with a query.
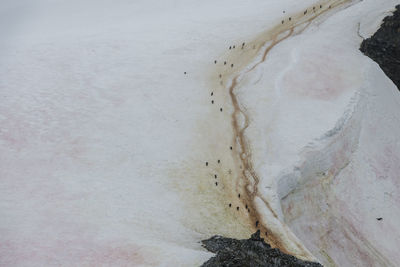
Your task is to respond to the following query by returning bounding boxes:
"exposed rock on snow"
[360,5,400,90]
[201,231,322,267]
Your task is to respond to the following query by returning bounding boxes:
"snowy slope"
[0,0,320,265]
[235,0,400,265]
[1,0,399,266]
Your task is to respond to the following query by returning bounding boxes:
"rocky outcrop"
[360,5,400,89]
[201,231,322,267]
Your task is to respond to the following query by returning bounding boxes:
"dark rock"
[360,5,400,90]
[201,230,322,267]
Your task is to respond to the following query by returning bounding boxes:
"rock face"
[201,231,322,267]
[360,5,400,89]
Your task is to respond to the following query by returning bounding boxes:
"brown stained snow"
[168,0,359,262]
[208,0,357,260]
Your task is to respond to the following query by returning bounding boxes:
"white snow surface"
[1,0,399,266]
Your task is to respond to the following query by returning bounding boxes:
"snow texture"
[1,0,399,266]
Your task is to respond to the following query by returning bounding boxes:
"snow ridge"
[212,0,361,261]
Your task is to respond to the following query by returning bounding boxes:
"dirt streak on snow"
[211,0,360,261]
